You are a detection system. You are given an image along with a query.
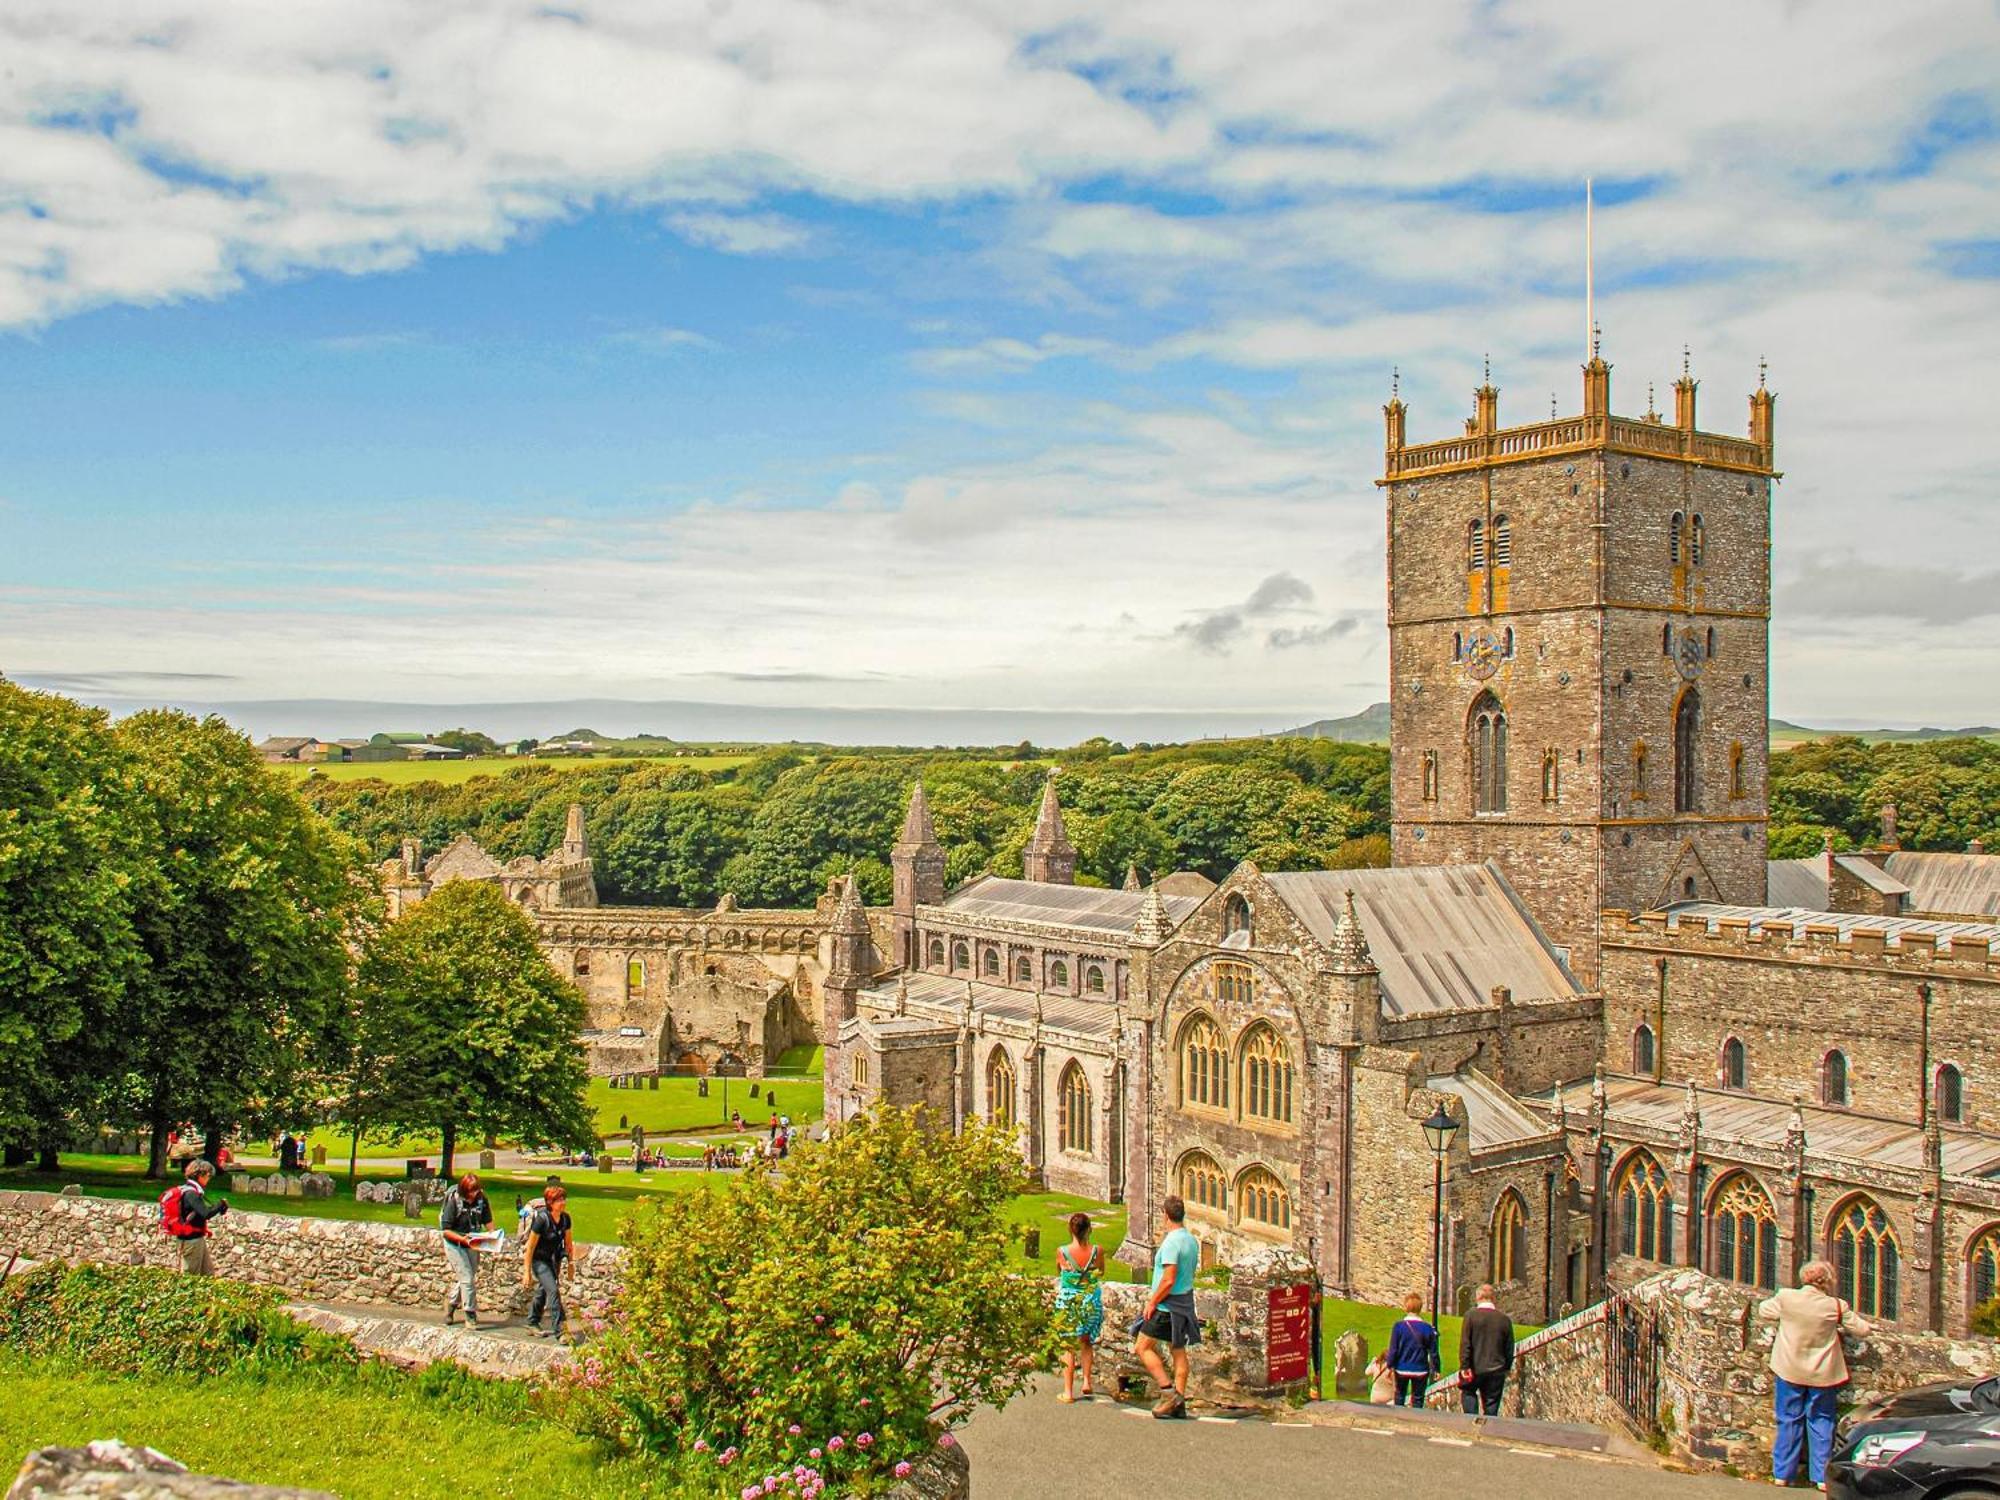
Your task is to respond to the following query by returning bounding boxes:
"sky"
[2,1,1998,734]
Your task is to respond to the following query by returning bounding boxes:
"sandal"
[1057,1393,1075,1404]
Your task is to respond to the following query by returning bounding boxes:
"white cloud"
[664,211,813,255]
[608,325,721,353]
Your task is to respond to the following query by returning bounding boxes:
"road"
[957,1380,1758,1500]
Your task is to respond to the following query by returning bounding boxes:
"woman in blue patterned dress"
[1054,1211,1106,1402]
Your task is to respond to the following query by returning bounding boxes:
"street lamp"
[1422,1104,1460,1329]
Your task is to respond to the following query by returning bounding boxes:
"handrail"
[1387,414,1769,478]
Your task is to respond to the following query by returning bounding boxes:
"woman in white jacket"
[1758,1260,1871,1489]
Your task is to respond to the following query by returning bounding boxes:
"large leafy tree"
[116,710,372,1176]
[0,679,142,1167]
[352,878,594,1177]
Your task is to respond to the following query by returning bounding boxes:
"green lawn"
[0,1351,684,1499]
[589,1074,821,1139]
[271,753,751,786]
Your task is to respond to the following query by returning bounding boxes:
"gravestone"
[59,1184,81,1197]
[310,1144,327,1167]
[300,1172,333,1199]
[479,1150,496,1171]
[619,1114,627,1129]
[230,1174,252,1195]
[598,1156,614,1173]
[1333,1329,1369,1396]
[698,1078,709,1098]
[648,1075,659,1091]
[401,1187,425,1218]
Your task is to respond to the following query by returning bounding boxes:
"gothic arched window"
[1422,749,1439,802]
[1085,964,1106,994]
[1712,1174,1779,1290]
[1541,747,1560,803]
[1616,1152,1674,1262]
[1832,1196,1900,1320]
[1492,514,1512,567]
[1179,1013,1228,1112]
[1722,1036,1747,1090]
[1013,954,1032,983]
[1239,1024,1295,1128]
[1057,1062,1091,1154]
[1223,894,1252,941]
[1970,1226,2000,1314]
[1213,961,1254,1006]
[1237,1165,1292,1234]
[986,1047,1017,1130]
[1690,513,1706,566]
[1490,1190,1527,1283]
[982,947,1000,978]
[1049,959,1070,989]
[1633,740,1650,801]
[1467,517,1486,571]
[1633,1023,1656,1075]
[1730,742,1747,799]
[1469,691,1507,815]
[1823,1051,1850,1107]
[1670,511,1685,566]
[1674,688,1702,813]
[1938,1063,1966,1123]
[928,938,945,968]
[1177,1150,1227,1220]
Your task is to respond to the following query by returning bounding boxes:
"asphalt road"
[957,1381,1761,1500]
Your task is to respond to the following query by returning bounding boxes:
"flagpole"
[1585,176,1594,361]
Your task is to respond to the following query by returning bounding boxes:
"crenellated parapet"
[1601,907,2000,978]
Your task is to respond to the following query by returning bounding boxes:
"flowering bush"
[545,1106,1056,1488]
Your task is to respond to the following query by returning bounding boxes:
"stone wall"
[0,1190,625,1317]
[1087,1249,1318,1408]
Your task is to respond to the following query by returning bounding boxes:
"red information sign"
[1266,1282,1313,1385]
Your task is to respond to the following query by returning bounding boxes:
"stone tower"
[561,802,589,863]
[1022,775,1077,885]
[1381,350,1776,985]
[822,873,874,1032]
[890,781,947,969]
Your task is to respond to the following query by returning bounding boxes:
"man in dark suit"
[1458,1283,1514,1416]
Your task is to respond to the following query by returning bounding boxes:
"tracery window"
[1237,1166,1292,1234]
[1616,1152,1674,1262]
[1179,1013,1228,1112]
[1633,1023,1656,1075]
[1832,1196,1900,1320]
[1490,1190,1527,1283]
[1057,1062,1091,1154]
[986,1047,1017,1130]
[1711,1174,1778,1290]
[1823,1050,1850,1107]
[1970,1226,2000,1313]
[1470,691,1507,814]
[852,1052,868,1087]
[1177,1150,1227,1220]
[1239,1024,1295,1128]
[1675,689,1702,813]
[1213,961,1254,1006]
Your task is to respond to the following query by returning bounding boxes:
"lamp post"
[1422,1104,1461,1329]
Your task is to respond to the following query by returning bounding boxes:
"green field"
[0,1352,678,1500]
[271,753,753,786]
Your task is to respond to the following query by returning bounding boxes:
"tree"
[553,1108,1055,1485]
[115,710,371,1177]
[430,727,499,755]
[352,879,594,1177]
[0,680,142,1168]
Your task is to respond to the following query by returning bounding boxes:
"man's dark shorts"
[1140,1291,1202,1348]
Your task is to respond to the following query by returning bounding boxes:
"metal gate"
[1605,1294,1664,1435]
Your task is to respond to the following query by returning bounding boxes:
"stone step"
[284,1302,572,1381]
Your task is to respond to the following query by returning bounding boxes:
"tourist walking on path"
[1457,1284,1514,1415]
[1053,1211,1105,1403]
[440,1172,493,1328]
[520,1184,576,1340]
[1134,1196,1202,1419]
[162,1159,228,1276]
[1385,1293,1440,1407]
[1759,1259,1870,1489]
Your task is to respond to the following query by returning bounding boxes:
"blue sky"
[3,2,1999,729]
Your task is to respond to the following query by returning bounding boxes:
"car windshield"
[1973,1378,2000,1414]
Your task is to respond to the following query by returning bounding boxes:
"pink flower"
[742,1488,759,1500]
[858,1397,871,1407]
[763,1477,779,1495]
[827,1436,845,1453]
[814,1314,825,1325]
[809,1449,822,1460]
[694,1439,709,1453]
[894,1462,913,1478]
[788,1425,802,1436]
[938,1433,956,1448]
[856,1433,874,1449]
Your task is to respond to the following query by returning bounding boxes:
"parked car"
[1828,1374,2000,1497]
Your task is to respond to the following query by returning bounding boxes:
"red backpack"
[159,1184,189,1238]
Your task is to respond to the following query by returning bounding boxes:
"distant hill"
[1276,706,1999,749]
[1274,703,1391,743]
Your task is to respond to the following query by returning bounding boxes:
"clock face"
[1464,630,1503,681]
[1675,628,1705,681]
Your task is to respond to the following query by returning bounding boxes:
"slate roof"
[1886,851,2000,918]
[939,877,1201,937]
[855,970,1120,1040]
[1429,1069,1550,1151]
[1262,863,1580,1016]
[1541,1074,2000,1178]
[1667,902,2000,953]
[1766,857,1829,909]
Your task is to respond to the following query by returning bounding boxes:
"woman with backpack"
[160,1159,229,1275]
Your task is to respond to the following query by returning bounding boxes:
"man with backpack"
[160,1159,228,1275]
[519,1183,576,1340]
[440,1172,494,1329]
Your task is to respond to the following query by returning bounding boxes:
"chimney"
[1880,803,1900,851]
[1971,839,1987,856]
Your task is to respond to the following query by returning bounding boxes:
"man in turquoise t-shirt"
[1135,1195,1203,1418]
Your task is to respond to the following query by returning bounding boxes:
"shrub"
[0,1263,354,1378]
[1971,1296,2000,1338]
[547,1107,1057,1491]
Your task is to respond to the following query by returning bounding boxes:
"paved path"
[958,1379,1758,1500]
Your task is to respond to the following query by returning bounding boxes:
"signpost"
[1266,1282,1313,1386]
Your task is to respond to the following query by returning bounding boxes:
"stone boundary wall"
[1088,1249,1317,1407]
[1423,1299,1622,1427]
[0,1190,626,1318]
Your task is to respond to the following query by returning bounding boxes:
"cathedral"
[823,350,2000,1336]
